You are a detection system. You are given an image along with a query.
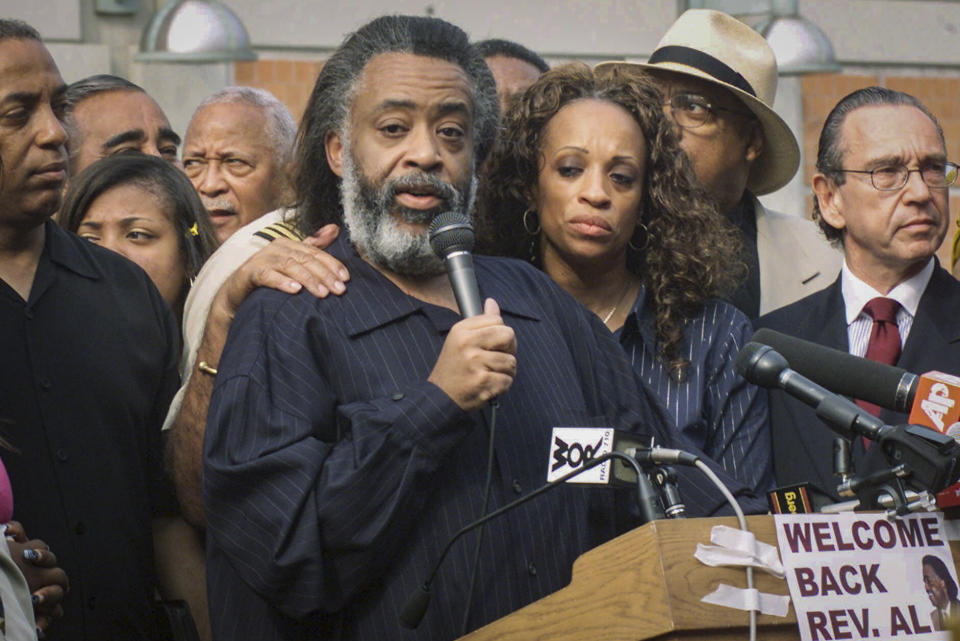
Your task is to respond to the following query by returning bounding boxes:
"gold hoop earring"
[522,209,541,235]
[630,221,649,252]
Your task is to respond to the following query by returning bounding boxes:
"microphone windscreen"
[750,328,914,412]
[734,341,787,388]
[429,212,475,257]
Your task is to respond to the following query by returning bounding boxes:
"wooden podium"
[459,515,960,640]
[457,515,796,641]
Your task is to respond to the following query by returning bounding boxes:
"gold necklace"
[601,280,633,325]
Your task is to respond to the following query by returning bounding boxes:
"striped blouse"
[617,288,774,494]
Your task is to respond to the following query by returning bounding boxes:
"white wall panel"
[46,43,111,82]
[227,0,675,57]
[128,54,233,139]
[804,0,960,64]
[0,0,81,40]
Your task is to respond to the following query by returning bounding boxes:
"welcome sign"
[775,513,957,641]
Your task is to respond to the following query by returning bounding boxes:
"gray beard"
[340,141,477,277]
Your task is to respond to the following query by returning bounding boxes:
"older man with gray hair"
[167,87,349,528]
[182,86,296,242]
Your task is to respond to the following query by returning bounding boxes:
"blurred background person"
[64,74,181,176]
[0,20,189,640]
[476,37,549,111]
[166,88,346,532]
[57,153,216,639]
[59,153,218,321]
[597,10,839,318]
[480,63,772,493]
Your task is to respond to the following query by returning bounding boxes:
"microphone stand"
[651,466,686,518]
[738,343,960,512]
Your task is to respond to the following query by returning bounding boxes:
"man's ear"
[325,130,345,178]
[812,172,846,232]
[744,121,764,164]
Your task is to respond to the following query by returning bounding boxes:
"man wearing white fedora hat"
[599,9,839,318]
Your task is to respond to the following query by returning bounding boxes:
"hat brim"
[596,60,800,196]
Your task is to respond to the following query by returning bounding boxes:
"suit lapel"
[899,265,960,373]
[809,278,848,351]
[789,278,851,494]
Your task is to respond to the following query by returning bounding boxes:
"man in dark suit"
[757,86,960,500]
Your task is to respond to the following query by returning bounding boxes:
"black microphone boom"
[429,212,483,318]
[750,328,918,412]
[736,342,960,497]
[735,342,887,441]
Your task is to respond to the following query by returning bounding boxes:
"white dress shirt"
[841,258,934,357]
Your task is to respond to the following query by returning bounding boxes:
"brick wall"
[801,74,960,271]
[233,59,325,123]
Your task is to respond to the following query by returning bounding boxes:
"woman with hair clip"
[59,153,218,322]
[479,62,772,493]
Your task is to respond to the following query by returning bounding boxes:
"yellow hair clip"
[189,222,199,237]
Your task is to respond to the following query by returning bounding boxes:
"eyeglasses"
[665,93,755,129]
[833,162,959,191]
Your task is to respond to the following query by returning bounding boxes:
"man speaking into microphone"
[757,87,960,499]
[202,15,763,641]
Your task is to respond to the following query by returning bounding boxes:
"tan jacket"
[756,197,841,316]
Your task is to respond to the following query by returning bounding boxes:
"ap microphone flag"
[906,371,960,508]
[908,371,960,433]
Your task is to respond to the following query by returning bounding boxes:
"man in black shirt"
[0,20,181,640]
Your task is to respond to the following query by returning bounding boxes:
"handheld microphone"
[750,328,917,412]
[429,212,483,318]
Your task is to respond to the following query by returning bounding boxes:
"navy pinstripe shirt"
[204,234,765,641]
[617,290,774,494]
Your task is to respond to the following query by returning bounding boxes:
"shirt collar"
[44,220,101,280]
[618,284,655,346]
[841,257,934,325]
[332,233,542,337]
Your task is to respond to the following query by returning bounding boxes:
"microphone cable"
[459,401,497,636]
[400,450,649,630]
[694,459,755,641]
[629,447,756,641]
[405,442,757,639]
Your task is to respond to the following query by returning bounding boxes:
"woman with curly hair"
[479,63,772,492]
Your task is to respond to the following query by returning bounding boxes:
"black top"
[725,193,761,320]
[0,221,179,640]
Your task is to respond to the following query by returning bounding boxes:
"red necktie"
[857,297,902,419]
